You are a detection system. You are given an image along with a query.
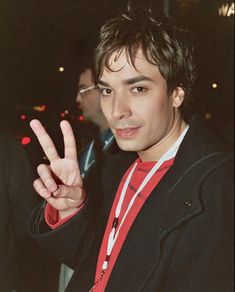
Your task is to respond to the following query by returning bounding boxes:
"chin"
[116,140,143,152]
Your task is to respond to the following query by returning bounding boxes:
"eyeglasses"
[78,86,99,99]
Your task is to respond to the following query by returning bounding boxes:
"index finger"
[30,119,60,162]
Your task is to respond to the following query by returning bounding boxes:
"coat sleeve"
[164,166,234,292]
[29,199,92,268]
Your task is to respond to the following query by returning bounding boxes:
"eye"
[99,87,113,96]
[131,86,147,94]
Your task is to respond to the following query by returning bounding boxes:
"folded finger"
[52,185,85,203]
[33,178,51,199]
[37,164,58,193]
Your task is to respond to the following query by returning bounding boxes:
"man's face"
[98,50,184,153]
[76,69,102,122]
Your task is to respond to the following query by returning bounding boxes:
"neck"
[138,114,187,162]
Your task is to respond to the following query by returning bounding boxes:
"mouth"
[77,103,84,112]
[115,127,141,139]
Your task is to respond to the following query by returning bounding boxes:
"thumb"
[52,184,86,206]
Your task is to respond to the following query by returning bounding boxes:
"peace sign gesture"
[30,119,85,219]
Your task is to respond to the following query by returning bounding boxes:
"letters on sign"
[218,2,234,17]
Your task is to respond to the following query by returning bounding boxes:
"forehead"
[79,69,92,85]
[101,49,160,81]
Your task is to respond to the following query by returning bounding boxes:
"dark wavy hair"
[93,7,196,114]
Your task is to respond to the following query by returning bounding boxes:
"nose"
[76,93,82,103]
[111,95,131,120]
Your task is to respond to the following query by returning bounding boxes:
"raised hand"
[30,119,85,218]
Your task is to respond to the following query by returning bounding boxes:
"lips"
[77,103,84,112]
[115,127,140,138]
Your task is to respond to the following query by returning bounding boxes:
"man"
[76,63,115,179]
[0,129,58,292]
[29,7,234,292]
[59,61,116,291]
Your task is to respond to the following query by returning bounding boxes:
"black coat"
[30,117,234,292]
[0,130,59,292]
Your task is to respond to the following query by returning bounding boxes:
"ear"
[172,86,185,108]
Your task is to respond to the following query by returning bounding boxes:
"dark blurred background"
[0,0,234,167]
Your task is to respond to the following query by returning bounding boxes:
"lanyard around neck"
[102,125,190,271]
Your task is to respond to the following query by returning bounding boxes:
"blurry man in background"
[76,64,115,179]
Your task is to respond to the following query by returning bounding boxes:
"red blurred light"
[21,136,31,146]
[61,112,66,118]
[79,115,84,121]
[40,105,46,112]
[33,105,46,112]
[20,114,27,120]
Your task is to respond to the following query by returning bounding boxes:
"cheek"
[93,100,101,110]
[88,96,100,109]
[147,97,173,118]
[134,101,163,121]
[138,101,172,130]
[101,100,110,118]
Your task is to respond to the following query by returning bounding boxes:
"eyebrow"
[78,83,86,90]
[124,76,154,85]
[78,83,94,91]
[98,75,154,87]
